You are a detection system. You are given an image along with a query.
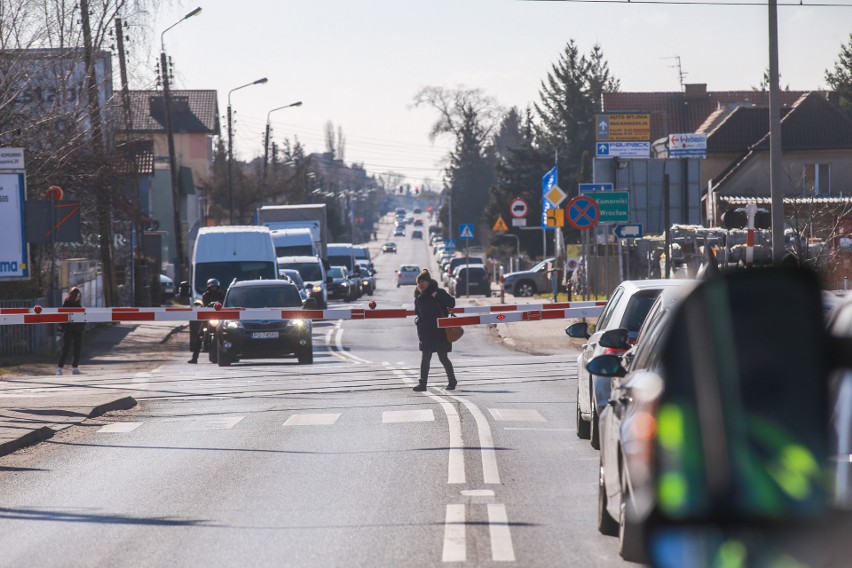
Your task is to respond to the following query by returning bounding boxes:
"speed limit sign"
[510,197,528,219]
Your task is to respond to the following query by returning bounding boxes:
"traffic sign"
[595,192,629,223]
[444,239,456,250]
[511,218,527,227]
[566,257,579,271]
[578,183,613,194]
[566,195,599,230]
[459,224,474,239]
[546,208,564,228]
[596,142,650,159]
[492,216,509,232]
[613,223,644,239]
[510,197,529,219]
[595,113,651,142]
[545,184,567,208]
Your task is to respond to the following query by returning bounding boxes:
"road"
[0,226,629,567]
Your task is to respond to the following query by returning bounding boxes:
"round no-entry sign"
[510,197,528,219]
[566,195,599,230]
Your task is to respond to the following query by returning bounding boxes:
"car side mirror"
[566,322,589,339]
[586,354,626,377]
[599,328,629,350]
[178,281,191,298]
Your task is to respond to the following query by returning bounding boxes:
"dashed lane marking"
[283,413,341,426]
[488,409,546,422]
[382,409,435,423]
[97,422,142,433]
[442,504,466,563]
[488,504,517,562]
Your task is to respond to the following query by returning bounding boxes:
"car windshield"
[328,267,345,278]
[194,261,277,294]
[281,262,323,282]
[281,270,304,287]
[224,285,302,308]
[328,255,353,270]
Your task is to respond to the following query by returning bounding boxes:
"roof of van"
[278,255,322,263]
[328,243,353,247]
[198,225,271,235]
[271,228,313,235]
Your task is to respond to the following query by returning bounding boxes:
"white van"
[191,226,278,298]
[271,228,318,258]
[327,243,356,272]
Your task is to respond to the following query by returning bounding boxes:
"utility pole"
[160,50,185,283]
[80,0,115,305]
[768,0,785,262]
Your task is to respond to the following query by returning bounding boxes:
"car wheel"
[217,353,231,367]
[590,407,601,450]
[619,461,647,563]
[515,280,535,297]
[576,400,591,439]
[208,340,218,364]
[598,460,618,536]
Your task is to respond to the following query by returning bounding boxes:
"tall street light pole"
[161,6,201,285]
[263,101,303,192]
[227,77,269,224]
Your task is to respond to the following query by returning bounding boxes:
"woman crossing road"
[413,269,457,391]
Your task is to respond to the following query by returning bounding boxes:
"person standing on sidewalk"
[413,269,457,391]
[57,287,84,375]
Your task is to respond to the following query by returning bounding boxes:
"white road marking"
[446,394,501,484]
[504,427,573,432]
[442,504,466,563]
[207,416,244,429]
[382,409,434,423]
[284,413,341,426]
[425,393,465,485]
[489,409,546,422]
[97,422,142,433]
[461,490,494,497]
[488,504,516,562]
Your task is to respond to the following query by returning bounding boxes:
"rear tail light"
[601,347,627,356]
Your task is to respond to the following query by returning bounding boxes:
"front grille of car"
[241,321,289,332]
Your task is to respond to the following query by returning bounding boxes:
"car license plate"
[251,331,279,339]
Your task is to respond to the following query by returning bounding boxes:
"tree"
[534,41,619,194]
[826,33,852,122]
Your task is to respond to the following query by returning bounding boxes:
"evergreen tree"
[826,33,852,122]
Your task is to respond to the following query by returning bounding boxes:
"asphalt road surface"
[0,232,629,567]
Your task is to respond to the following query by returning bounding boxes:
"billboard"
[596,113,651,142]
[0,172,29,280]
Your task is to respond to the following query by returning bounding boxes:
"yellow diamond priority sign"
[545,184,567,208]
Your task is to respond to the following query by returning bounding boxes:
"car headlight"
[209,319,220,327]
[288,319,306,328]
[224,320,242,330]
[312,285,322,293]
[362,280,370,286]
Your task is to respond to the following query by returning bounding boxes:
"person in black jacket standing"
[413,269,457,391]
[57,287,84,375]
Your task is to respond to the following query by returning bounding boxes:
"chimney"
[684,84,708,99]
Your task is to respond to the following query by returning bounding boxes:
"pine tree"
[826,33,852,121]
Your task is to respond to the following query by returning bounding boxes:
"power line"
[520,0,852,5]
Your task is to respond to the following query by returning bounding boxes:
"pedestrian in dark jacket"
[413,269,457,391]
[57,287,84,375]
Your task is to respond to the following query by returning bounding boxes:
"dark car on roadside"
[212,280,313,367]
[448,265,491,297]
[411,229,424,239]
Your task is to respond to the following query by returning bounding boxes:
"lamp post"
[227,77,268,224]
[160,6,201,285]
[262,101,302,191]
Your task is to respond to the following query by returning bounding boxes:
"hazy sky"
[147,0,852,186]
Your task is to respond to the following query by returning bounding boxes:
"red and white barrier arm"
[451,300,606,314]
[438,305,604,328]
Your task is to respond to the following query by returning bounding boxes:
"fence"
[0,297,50,358]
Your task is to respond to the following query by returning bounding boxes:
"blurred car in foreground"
[566,279,692,449]
[212,280,313,366]
[397,264,420,287]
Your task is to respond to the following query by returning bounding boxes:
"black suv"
[212,280,313,366]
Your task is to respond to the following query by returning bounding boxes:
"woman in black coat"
[413,269,457,391]
[57,287,85,375]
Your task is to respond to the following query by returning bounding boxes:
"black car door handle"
[618,395,632,405]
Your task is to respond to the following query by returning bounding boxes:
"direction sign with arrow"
[613,223,643,239]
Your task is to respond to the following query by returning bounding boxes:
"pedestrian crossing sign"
[492,216,509,233]
[459,224,474,239]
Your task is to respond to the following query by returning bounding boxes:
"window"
[804,163,830,195]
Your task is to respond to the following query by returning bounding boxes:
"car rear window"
[619,290,662,333]
[225,285,302,308]
[281,262,323,281]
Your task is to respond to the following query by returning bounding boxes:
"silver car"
[501,257,554,297]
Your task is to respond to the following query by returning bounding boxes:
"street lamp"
[160,6,201,285]
[227,77,269,224]
[262,101,303,189]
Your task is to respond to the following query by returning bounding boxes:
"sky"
[145,0,852,187]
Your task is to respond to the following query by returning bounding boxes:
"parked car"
[279,268,308,301]
[159,274,176,304]
[278,255,330,309]
[382,242,397,253]
[448,265,491,297]
[355,259,376,295]
[590,283,695,560]
[501,258,555,297]
[328,266,357,301]
[443,256,484,284]
[413,207,422,214]
[212,280,313,366]
[565,279,692,449]
[397,264,420,287]
[411,229,424,239]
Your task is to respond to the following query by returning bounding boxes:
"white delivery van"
[271,228,318,258]
[191,226,278,298]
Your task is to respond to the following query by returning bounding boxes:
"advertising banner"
[0,173,29,280]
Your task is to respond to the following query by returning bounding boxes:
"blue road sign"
[579,183,614,194]
[613,223,644,239]
[459,224,475,239]
[566,195,599,231]
[596,143,610,156]
[444,239,456,250]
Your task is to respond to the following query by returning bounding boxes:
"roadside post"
[459,224,474,297]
